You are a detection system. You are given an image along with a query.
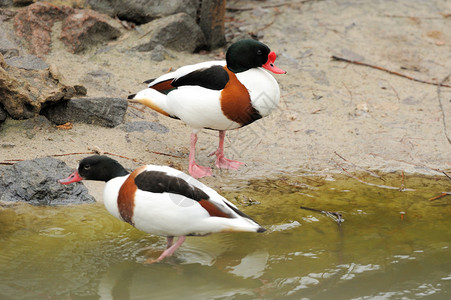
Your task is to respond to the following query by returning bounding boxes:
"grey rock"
[0,157,95,205]
[41,97,128,128]
[74,85,88,96]
[23,114,52,129]
[0,28,19,58]
[151,45,165,61]
[150,44,174,62]
[4,55,49,70]
[88,0,198,24]
[22,115,53,139]
[86,0,225,50]
[120,121,169,134]
[59,8,121,54]
[86,0,115,16]
[0,0,13,7]
[134,13,206,52]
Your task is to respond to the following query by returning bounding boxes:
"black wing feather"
[172,65,229,90]
[134,171,210,201]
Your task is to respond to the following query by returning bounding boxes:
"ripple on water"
[268,220,301,232]
[132,233,240,266]
[338,263,382,280]
[38,227,72,238]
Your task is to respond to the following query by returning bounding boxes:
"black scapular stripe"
[134,171,210,201]
[143,78,155,84]
[172,65,229,90]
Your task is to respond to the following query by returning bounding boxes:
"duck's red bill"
[58,170,83,184]
[262,51,286,74]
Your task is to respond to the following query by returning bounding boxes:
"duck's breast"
[103,176,129,222]
[236,68,281,117]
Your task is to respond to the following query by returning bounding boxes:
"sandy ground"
[1,0,450,197]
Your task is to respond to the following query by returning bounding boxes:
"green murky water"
[0,173,450,299]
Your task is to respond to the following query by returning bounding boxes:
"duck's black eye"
[257,49,262,55]
[83,164,90,170]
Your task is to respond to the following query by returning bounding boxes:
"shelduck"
[59,155,265,263]
[128,39,286,178]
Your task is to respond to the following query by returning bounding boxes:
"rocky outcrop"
[0,157,95,205]
[60,9,121,53]
[13,3,72,57]
[88,0,225,50]
[14,2,120,56]
[87,0,198,24]
[134,13,206,52]
[41,97,128,128]
[0,53,84,119]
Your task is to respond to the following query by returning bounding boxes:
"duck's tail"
[218,203,266,233]
[214,216,266,234]
[128,88,175,118]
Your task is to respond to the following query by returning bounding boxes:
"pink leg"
[212,131,245,170]
[188,133,212,178]
[145,236,186,264]
[166,236,174,249]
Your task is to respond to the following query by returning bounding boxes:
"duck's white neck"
[103,176,129,222]
[236,68,281,117]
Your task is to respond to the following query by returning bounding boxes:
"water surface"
[0,173,450,299]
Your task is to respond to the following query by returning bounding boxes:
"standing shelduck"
[128,39,286,178]
[59,155,265,263]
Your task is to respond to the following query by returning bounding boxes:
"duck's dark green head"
[226,39,286,74]
[59,155,129,184]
